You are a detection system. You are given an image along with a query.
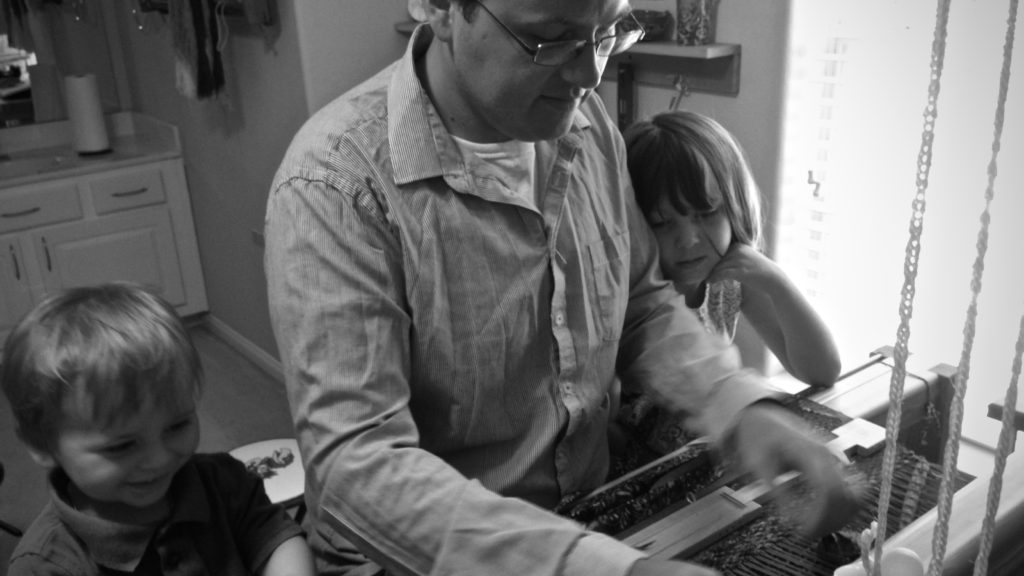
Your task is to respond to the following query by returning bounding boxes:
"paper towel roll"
[64,74,110,155]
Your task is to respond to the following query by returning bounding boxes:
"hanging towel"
[169,0,224,99]
[169,0,197,97]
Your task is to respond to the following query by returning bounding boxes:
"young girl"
[619,110,841,454]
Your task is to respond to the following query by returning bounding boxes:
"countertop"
[0,112,182,189]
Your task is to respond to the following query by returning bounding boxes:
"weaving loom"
[558,365,975,575]
[572,0,1024,571]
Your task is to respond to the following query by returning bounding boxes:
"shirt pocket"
[586,232,628,342]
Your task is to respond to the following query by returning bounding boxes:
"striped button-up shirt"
[265,25,768,576]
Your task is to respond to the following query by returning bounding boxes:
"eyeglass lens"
[534,24,643,65]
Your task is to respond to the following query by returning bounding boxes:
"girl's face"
[648,194,732,304]
[34,394,199,523]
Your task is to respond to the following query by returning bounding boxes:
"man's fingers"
[787,443,863,538]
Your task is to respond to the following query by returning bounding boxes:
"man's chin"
[524,101,579,140]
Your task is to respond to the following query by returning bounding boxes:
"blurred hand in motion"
[731,402,861,538]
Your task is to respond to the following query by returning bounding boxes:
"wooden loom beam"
[884,449,1024,575]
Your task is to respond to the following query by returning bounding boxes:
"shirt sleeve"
[563,533,647,576]
[265,171,643,576]
[212,454,305,573]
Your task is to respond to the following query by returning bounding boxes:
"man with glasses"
[265,1,857,575]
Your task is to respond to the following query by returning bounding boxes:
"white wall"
[294,0,409,117]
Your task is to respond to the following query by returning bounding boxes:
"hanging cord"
[974,315,1023,575]
[870,1,952,574]
[960,1,1020,574]
[930,0,1017,572]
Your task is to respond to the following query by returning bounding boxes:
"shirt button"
[554,313,565,326]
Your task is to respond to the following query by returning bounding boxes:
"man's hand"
[731,401,861,538]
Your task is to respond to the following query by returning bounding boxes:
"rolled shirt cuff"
[564,532,648,576]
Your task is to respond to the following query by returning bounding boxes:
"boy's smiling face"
[31,395,200,522]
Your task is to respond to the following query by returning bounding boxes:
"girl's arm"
[259,535,316,576]
[710,244,841,387]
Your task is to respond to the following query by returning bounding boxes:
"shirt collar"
[50,460,210,572]
[387,23,591,190]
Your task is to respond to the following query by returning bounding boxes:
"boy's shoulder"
[180,452,258,498]
[189,451,248,474]
[9,500,95,575]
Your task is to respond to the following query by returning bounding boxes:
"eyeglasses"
[473,1,646,67]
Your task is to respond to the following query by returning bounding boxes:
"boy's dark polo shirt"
[9,453,303,575]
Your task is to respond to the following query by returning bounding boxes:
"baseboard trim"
[203,315,285,384]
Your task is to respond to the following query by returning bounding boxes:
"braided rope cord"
[974,314,1024,575]
[969,3,1020,574]
[929,1,1018,572]
[871,1,952,574]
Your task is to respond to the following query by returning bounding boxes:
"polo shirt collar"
[50,460,210,572]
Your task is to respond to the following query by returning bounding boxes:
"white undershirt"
[452,135,538,209]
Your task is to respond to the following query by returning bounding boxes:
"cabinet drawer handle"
[1,206,41,218]
[42,236,51,271]
[112,187,148,198]
[8,244,19,280]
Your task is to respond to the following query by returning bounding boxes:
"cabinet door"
[0,235,35,337]
[32,207,186,307]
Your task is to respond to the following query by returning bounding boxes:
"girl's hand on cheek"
[706,243,780,288]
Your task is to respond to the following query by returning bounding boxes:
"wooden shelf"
[395,20,419,36]
[0,53,30,67]
[609,41,741,128]
[628,41,738,59]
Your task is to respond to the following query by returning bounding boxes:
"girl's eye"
[647,216,667,228]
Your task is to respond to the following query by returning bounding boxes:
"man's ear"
[425,0,455,43]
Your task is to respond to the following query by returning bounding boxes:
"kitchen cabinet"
[0,145,207,342]
[0,233,34,336]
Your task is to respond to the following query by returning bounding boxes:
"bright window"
[777,0,1024,447]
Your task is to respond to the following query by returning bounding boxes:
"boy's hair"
[1,282,202,453]
[623,110,763,249]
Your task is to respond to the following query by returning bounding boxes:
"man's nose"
[560,45,605,92]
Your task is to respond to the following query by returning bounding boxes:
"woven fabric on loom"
[557,396,974,574]
[692,448,972,574]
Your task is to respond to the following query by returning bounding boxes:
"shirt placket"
[542,137,588,491]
